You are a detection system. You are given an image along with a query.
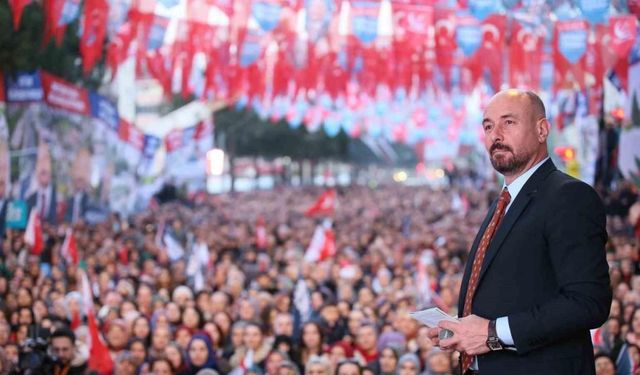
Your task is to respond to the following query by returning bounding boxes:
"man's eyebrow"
[500,113,518,119]
[483,113,519,123]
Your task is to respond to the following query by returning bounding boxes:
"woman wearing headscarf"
[397,353,421,375]
[183,332,218,375]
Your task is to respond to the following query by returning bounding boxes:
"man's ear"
[537,118,550,143]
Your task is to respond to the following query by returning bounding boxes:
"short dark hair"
[594,352,616,369]
[51,326,75,344]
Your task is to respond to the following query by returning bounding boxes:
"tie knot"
[499,188,511,206]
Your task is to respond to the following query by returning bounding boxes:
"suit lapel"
[476,159,557,284]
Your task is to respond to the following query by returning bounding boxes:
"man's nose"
[491,124,504,143]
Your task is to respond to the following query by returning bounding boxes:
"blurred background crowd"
[0,175,637,375]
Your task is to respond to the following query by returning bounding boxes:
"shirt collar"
[503,157,549,211]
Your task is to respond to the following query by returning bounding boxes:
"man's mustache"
[491,143,512,153]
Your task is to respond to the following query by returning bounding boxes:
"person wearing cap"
[114,351,137,375]
[397,353,421,375]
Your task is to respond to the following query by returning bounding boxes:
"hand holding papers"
[409,307,458,326]
[410,307,458,339]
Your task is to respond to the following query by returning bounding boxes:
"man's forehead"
[484,94,529,117]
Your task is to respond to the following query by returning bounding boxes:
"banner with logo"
[554,20,589,91]
[252,0,283,32]
[306,0,335,42]
[41,72,91,115]
[4,72,44,103]
[350,0,381,44]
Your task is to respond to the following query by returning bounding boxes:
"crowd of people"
[0,177,637,375]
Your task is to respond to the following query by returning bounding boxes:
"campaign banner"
[252,0,282,32]
[306,0,334,42]
[4,71,44,103]
[468,0,497,21]
[391,1,433,45]
[609,15,638,58]
[41,72,90,115]
[351,0,381,44]
[456,14,482,56]
[89,92,120,132]
[239,28,264,67]
[6,200,28,229]
[147,15,170,50]
[556,20,588,64]
[578,0,609,25]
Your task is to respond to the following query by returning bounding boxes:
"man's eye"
[505,120,515,125]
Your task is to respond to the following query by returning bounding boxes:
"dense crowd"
[0,179,637,375]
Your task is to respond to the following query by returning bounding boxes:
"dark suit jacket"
[0,199,7,237]
[458,159,611,375]
[64,192,89,223]
[26,186,58,225]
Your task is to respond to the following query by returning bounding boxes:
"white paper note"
[409,307,458,327]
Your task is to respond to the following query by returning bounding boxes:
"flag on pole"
[79,270,114,374]
[305,189,336,217]
[61,228,79,265]
[304,219,336,262]
[163,231,185,261]
[24,210,44,255]
[294,278,311,323]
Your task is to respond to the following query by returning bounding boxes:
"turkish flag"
[24,210,44,256]
[80,0,109,74]
[434,8,456,90]
[304,220,336,262]
[509,20,543,89]
[305,189,336,217]
[9,0,31,30]
[61,228,79,265]
[609,16,638,58]
[80,271,114,375]
[476,14,506,91]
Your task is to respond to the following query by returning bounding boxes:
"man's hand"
[427,326,441,347]
[437,315,491,356]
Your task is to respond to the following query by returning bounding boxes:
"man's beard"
[489,143,529,175]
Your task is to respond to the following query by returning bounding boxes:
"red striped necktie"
[461,187,511,373]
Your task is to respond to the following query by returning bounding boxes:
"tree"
[0,0,105,89]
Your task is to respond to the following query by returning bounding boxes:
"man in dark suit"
[26,177,57,225]
[26,142,58,225]
[64,149,92,224]
[429,89,611,374]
